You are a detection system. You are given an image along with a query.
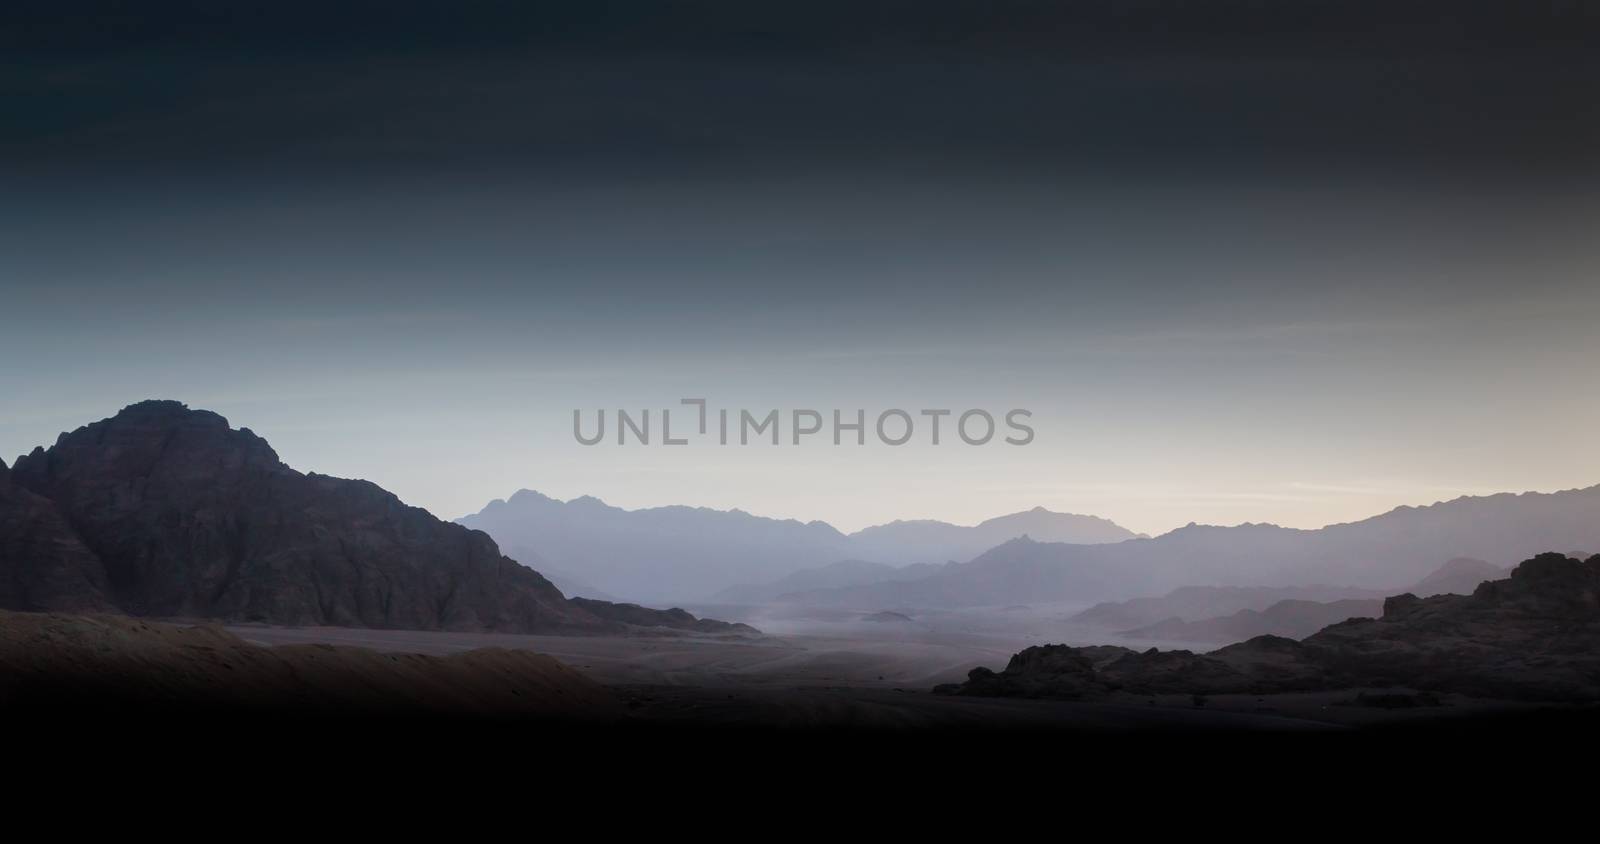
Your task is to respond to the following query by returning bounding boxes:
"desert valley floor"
[222,613,1557,732]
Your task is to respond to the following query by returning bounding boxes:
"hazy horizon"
[4,397,1594,538]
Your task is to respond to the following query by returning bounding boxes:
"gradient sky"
[4,2,1599,536]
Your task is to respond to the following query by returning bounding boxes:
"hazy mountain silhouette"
[1117,598,1386,644]
[1071,584,1388,632]
[1081,556,1514,645]
[1409,557,1509,597]
[846,508,1140,565]
[459,491,853,602]
[458,494,1138,603]
[793,487,1600,609]
[1069,557,1507,631]
[0,401,748,635]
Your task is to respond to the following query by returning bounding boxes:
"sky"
[4,2,1599,536]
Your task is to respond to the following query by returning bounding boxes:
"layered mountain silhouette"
[1116,598,1386,644]
[1069,584,1386,631]
[1073,557,1509,641]
[791,490,1600,609]
[845,509,1141,564]
[1409,557,1510,597]
[0,401,750,635]
[938,552,1600,701]
[458,493,1139,603]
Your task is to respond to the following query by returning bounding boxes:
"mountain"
[845,508,1140,565]
[937,552,1600,702]
[0,401,747,635]
[459,490,853,603]
[1116,598,1385,644]
[1069,584,1386,631]
[1094,559,1516,645]
[1071,556,1517,638]
[458,494,1138,603]
[1410,557,1508,597]
[799,487,1600,609]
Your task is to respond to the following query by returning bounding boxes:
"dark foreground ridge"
[939,553,1600,702]
[0,400,753,635]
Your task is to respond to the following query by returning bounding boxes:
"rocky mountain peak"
[0,401,754,636]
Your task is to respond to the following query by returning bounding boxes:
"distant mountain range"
[779,488,1600,609]
[457,493,1141,603]
[1115,598,1386,645]
[1069,557,1508,636]
[846,509,1142,564]
[1069,584,1388,632]
[1409,557,1510,598]
[0,401,749,635]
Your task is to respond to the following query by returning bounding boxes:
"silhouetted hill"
[803,488,1600,609]
[459,494,1137,603]
[938,552,1600,701]
[0,401,746,635]
[1074,556,1514,642]
[1117,598,1385,644]
[1070,583,1386,630]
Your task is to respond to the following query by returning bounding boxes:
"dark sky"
[4,2,1599,533]
[8,1,1600,187]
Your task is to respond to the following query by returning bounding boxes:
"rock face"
[938,553,1600,701]
[0,401,749,635]
[0,457,117,613]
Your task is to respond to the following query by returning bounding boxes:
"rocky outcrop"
[938,553,1600,701]
[941,643,1133,699]
[1295,552,1600,699]
[0,401,751,635]
[569,597,758,635]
